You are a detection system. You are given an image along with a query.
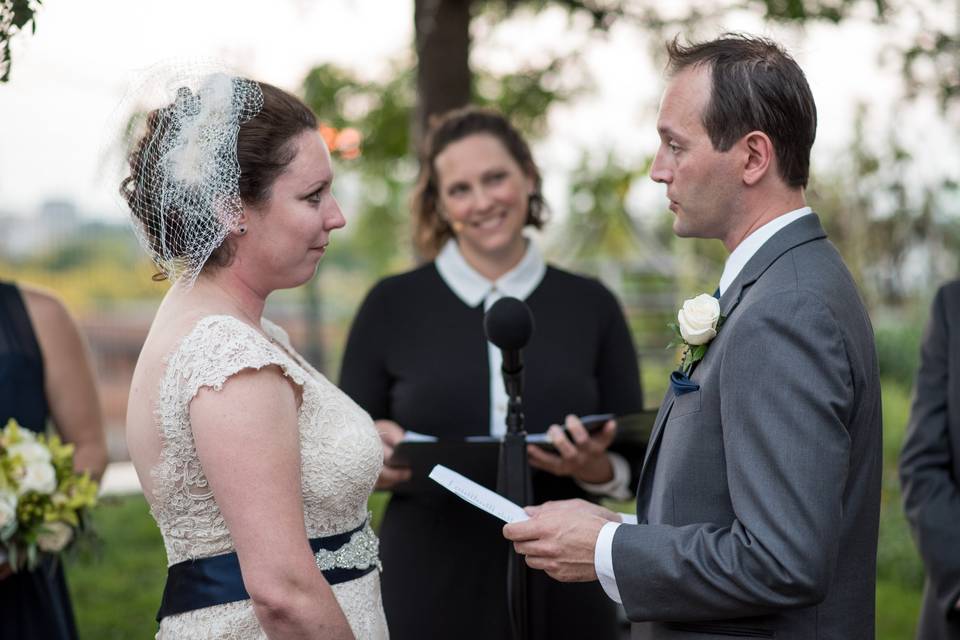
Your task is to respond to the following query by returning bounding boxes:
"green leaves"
[1,0,43,83]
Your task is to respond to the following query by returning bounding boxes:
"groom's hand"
[502,499,615,582]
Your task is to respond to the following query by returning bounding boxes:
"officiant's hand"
[374,420,411,490]
[527,415,616,484]
[503,499,614,582]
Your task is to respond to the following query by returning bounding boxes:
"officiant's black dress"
[341,263,643,640]
[0,281,80,640]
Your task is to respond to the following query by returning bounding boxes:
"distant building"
[0,198,82,259]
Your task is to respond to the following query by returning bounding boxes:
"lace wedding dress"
[149,315,388,639]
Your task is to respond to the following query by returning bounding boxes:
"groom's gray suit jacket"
[613,214,882,639]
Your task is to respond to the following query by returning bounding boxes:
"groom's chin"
[671,218,696,239]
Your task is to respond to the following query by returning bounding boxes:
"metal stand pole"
[498,386,531,640]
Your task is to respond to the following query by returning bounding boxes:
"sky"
[0,0,957,221]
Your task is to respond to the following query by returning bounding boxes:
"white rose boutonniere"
[669,293,725,375]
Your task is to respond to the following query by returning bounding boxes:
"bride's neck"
[191,271,267,326]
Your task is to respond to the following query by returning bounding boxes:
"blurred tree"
[810,102,960,308]
[561,153,649,262]
[0,0,42,82]
[0,222,162,313]
[299,0,951,372]
[300,53,582,273]
[411,0,894,149]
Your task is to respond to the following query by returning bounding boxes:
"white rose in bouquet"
[17,462,57,496]
[677,294,721,346]
[36,521,73,553]
[8,441,52,465]
[0,489,17,529]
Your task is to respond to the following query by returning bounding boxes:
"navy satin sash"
[157,521,376,622]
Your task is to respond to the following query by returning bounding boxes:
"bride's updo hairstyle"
[121,76,317,282]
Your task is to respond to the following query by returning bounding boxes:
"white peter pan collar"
[435,237,547,308]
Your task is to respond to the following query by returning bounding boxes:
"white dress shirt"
[435,238,547,437]
[593,207,814,604]
[435,238,632,497]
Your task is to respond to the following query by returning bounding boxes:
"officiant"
[339,107,643,640]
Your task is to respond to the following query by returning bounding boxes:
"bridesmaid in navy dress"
[0,281,107,639]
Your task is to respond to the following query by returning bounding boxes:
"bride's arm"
[191,365,354,640]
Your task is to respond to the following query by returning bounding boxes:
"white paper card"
[401,431,438,442]
[428,464,529,523]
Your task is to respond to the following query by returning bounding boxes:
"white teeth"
[473,213,505,229]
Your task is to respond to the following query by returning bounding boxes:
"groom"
[504,34,882,639]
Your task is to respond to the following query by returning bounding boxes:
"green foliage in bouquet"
[0,418,98,571]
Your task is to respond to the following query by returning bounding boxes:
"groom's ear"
[740,131,774,187]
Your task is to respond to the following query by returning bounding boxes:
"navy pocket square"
[669,370,700,396]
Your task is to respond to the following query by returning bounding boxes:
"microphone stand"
[497,366,531,640]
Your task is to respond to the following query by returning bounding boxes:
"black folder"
[386,411,656,494]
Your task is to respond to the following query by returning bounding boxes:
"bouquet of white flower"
[0,418,98,571]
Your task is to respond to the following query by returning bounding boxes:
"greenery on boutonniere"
[667,293,726,376]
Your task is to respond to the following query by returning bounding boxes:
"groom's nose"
[650,147,672,184]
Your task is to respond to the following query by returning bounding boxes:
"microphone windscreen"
[484,297,535,350]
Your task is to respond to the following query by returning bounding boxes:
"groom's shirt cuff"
[594,516,635,604]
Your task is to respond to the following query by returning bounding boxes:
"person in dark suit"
[900,279,960,640]
[505,34,883,639]
[339,107,643,639]
[0,281,107,639]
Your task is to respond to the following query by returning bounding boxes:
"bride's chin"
[284,264,321,289]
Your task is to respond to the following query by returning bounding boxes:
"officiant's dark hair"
[665,33,817,188]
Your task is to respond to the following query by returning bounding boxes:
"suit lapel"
[720,213,827,319]
[639,393,675,474]
[633,393,676,516]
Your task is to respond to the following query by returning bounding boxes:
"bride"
[122,71,388,639]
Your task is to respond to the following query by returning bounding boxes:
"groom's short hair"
[665,33,817,189]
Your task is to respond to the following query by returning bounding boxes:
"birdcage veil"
[118,62,263,285]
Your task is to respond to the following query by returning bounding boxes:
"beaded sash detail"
[315,516,382,572]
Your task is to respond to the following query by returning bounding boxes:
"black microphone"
[484,296,535,403]
[484,296,534,372]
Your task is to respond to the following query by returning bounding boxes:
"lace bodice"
[149,315,387,639]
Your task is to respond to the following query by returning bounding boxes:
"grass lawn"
[65,495,166,639]
[877,577,923,639]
